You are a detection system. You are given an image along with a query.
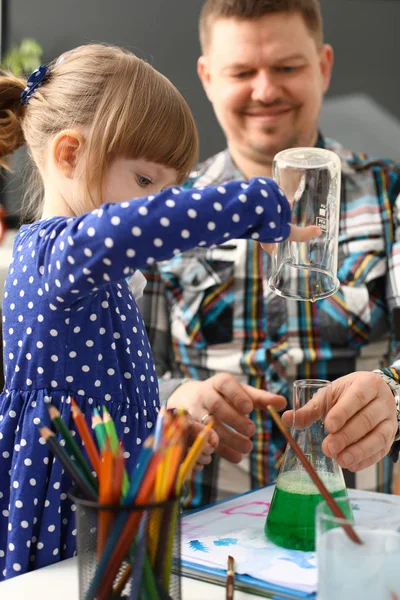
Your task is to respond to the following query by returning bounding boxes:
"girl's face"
[102,158,179,204]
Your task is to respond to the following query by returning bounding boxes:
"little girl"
[0,44,317,579]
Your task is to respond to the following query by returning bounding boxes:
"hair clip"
[20,65,50,106]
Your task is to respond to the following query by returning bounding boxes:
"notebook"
[181,484,389,599]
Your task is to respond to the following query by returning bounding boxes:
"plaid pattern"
[142,135,400,507]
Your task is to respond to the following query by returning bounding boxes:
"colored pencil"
[102,406,129,495]
[92,408,107,450]
[226,555,235,600]
[70,397,101,476]
[97,439,114,557]
[85,437,155,600]
[39,425,97,501]
[176,420,215,492]
[96,452,163,600]
[48,405,98,491]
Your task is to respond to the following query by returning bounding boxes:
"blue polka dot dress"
[0,178,290,580]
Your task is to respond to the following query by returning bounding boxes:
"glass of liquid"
[317,495,400,600]
[268,147,341,301]
[265,379,349,551]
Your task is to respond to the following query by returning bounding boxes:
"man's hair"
[199,0,323,53]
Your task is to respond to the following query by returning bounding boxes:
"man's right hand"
[167,372,287,466]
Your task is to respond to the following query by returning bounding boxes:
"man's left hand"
[281,371,398,471]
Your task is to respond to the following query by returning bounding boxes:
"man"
[142,0,400,507]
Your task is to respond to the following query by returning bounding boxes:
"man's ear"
[197,56,214,103]
[50,129,86,179]
[319,44,334,94]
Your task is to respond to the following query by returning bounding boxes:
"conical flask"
[265,379,350,551]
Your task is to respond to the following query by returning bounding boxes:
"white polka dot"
[241,183,249,189]
[277,204,282,214]
[213,202,222,211]
[191,193,201,200]
[217,186,226,194]
[104,237,114,248]
[94,380,101,387]
[138,206,148,216]
[24,458,32,466]
[260,189,269,198]
[37,542,43,549]
[37,367,44,374]
[232,214,240,223]
[51,355,58,362]
[153,238,163,247]
[166,199,175,208]
[82,365,90,372]
[269,221,276,229]
[69,351,77,358]
[73,327,80,334]
[255,206,264,214]
[15,500,23,508]
[111,216,120,226]
[9,410,16,418]
[274,236,283,242]
[51,381,58,388]
[107,369,115,376]
[21,521,29,529]
[48,524,56,532]
[126,249,135,258]
[251,233,260,240]
[131,227,142,236]
[160,217,170,227]
[87,227,96,237]
[181,230,190,239]
[50,329,58,337]
[13,563,21,572]
[207,222,216,231]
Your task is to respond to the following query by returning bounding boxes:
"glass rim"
[317,494,400,526]
[273,146,341,170]
[293,379,331,387]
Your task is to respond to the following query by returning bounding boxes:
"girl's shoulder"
[17,217,70,248]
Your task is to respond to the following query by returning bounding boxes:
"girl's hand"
[261,224,321,254]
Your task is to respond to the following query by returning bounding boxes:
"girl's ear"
[50,129,86,178]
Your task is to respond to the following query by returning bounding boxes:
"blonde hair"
[0,44,199,222]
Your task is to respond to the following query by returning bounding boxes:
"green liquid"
[265,472,350,552]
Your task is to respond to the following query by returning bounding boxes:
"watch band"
[373,369,400,443]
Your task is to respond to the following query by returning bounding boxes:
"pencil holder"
[69,488,182,600]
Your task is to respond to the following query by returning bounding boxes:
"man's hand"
[282,372,398,471]
[167,373,287,470]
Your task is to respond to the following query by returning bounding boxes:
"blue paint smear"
[214,538,238,547]
[281,553,315,570]
[189,539,209,553]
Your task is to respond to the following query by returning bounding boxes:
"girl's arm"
[28,178,290,306]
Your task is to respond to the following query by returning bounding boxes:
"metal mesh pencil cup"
[69,488,182,600]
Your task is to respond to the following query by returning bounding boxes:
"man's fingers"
[212,373,254,414]
[241,384,287,411]
[282,387,328,429]
[327,420,395,470]
[324,376,380,433]
[345,449,387,473]
[215,442,246,464]
[322,398,386,458]
[213,420,253,455]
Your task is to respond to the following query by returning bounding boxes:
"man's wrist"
[372,369,400,443]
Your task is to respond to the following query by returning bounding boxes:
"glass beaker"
[265,379,349,552]
[317,496,400,600]
[268,148,341,301]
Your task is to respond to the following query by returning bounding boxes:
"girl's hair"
[0,44,199,222]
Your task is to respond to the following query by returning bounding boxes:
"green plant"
[2,38,43,75]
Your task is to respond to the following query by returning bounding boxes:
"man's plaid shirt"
[141,135,400,506]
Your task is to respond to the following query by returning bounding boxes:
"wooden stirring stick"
[266,405,363,545]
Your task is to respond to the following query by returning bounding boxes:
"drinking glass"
[317,495,400,600]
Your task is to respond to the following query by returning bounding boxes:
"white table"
[0,556,256,599]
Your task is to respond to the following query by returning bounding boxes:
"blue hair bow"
[20,65,49,106]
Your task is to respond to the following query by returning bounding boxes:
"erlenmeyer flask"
[265,379,350,551]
